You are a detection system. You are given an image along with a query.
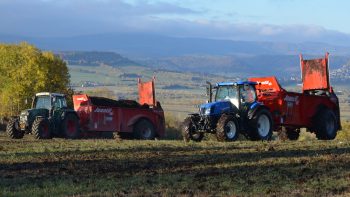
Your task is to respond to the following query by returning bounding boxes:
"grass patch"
[1,133,350,196]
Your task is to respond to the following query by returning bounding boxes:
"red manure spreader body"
[73,78,165,139]
[249,53,341,140]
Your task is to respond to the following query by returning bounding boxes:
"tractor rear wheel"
[216,114,239,142]
[6,118,24,139]
[182,117,204,142]
[62,113,80,139]
[315,109,337,140]
[32,118,52,139]
[249,109,273,141]
[133,119,156,140]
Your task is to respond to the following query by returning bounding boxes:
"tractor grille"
[199,107,206,115]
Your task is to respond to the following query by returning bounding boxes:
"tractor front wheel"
[6,118,24,139]
[62,113,80,139]
[315,109,337,140]
[182,117,204,142]
[216,114,239,142]
[32,118,52,139]
[249,109,273,141]
[133,119,156,140]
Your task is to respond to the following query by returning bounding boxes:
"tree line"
[0,42,71,117]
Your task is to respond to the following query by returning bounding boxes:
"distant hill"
[2,33,350,58]
[2,33,350,78]
[56,51,140,67]
[138,54,350,77]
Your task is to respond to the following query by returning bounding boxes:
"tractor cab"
[33,92,67,110]
[214,81,257,109]
[200,81,258,117]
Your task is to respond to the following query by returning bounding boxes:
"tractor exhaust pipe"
[206,81,212,103]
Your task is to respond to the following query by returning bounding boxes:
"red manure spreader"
[249,53,341,140]
[73,78,165,139]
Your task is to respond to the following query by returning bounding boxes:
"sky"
[0,0,350,44]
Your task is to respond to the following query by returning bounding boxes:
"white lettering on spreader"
[94,108,113,113]
[257,81,272,86]
[77,97,87,101]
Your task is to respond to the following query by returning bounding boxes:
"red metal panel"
[138,77,156,106]
[249,76,282,92]
[301,53,330,92]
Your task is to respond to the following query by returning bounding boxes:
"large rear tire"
[248,109,273,141]
[32,118,52,139]
[216,114,239,142]
[182,117,204,142]
[62,113,80,139]
[315,109,337,140]
[133,119,156,140]
[6,118,24,139]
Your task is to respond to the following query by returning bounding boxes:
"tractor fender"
[61,110,79,121]
[247,103,269,120]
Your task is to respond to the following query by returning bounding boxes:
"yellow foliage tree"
[0,42,70,116]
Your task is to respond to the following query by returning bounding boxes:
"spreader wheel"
[6,118,24,139]
[315,109,337,140]
[182,117,204,142]
[32,118,52,139]
[62,113,80,139]
[133,119,156,140]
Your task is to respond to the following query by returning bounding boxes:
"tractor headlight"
[204,108,211,115]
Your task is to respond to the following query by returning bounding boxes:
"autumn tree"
[0,42,71,116]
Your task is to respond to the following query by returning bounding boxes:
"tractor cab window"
[215,85,239,107]
[52,96,67,109]
[35,96,51,109]
[240,84,256,103]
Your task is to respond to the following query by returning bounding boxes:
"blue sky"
[143,0,349,33]
[0,0,349,44]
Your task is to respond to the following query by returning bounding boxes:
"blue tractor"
[182,81,273,142]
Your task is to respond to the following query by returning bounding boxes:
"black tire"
[133,119,156,140]
[182,117,204,142]
[248,109,273,140]
[314,109,337,140]
[32,118,52,139]
[216,114,239,142]
[62,113,80,139]
[6,118,24,139]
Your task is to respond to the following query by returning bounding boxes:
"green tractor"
[6,92,80,139]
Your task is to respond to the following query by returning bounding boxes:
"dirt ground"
[1,132,350,196]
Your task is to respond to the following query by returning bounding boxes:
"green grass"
[1,133,350,196]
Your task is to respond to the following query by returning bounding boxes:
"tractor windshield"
[52,96,67,109]
[215,85,239,107]
[35,96,51,109]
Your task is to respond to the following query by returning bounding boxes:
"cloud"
[0,0,199,36]
[0,0,350,46]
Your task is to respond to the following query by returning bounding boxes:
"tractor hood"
[20,108,49,122]
[199,101,233,116]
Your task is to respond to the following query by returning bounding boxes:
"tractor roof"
[36,92,65,97]
[216,81,257,86]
